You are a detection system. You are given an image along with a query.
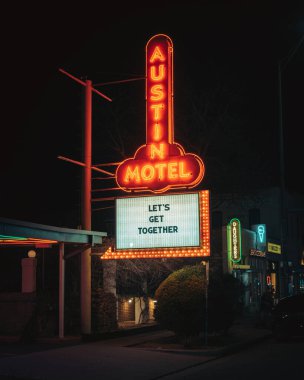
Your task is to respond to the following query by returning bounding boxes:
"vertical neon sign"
[116,34,205,193]
[227,218,242,263]
[146,34,173,147]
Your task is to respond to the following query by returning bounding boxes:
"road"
[0,335,302,380]
[159,337,304,380]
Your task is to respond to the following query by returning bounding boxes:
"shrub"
[154,264,243,338]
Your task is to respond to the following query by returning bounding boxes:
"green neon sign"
[0,234,26,240]
[227,218,242,263]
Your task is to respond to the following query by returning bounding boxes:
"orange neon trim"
[0,237,58,246]
[102,190,210,259]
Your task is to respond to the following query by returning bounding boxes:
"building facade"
[211,187,304,311]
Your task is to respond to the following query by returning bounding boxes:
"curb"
[82,323,162,342]
[137,332,272,357]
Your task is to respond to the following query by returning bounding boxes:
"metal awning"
[0,217,106,247]
[0,217,107,339]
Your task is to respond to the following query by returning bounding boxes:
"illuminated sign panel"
[249,249,266,258]
[116,193,200,249]
[116,34,205,193]
[227,218,242,263]
[267,242,281,254]
[102,190,210,259]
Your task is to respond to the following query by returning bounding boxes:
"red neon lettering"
[168,162,178,179]
[149,143,165,159]
[153,124,162,141]
[179,162,191,178]
[150,84,164,101]
[150,104,164,121]
[150,46,165,63]
[124,166,140,182]
[115,34,205,193]
[150,64,165,81]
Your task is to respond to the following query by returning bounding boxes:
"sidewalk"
[0,316,271,351]
[119,315,272,356]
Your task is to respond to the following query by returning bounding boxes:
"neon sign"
[116,34,205,193]
[251,224,266,250]
[227,218,242,263]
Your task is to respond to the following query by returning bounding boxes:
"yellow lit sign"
[267,242,281,254]
[232,265,251,270]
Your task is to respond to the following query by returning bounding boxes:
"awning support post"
[59,242,65,339]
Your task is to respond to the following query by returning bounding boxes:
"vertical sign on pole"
[116,34,205,193]
[227,218,242,264]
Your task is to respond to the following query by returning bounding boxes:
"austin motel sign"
[102,34,209,260]
[116,34,205,193]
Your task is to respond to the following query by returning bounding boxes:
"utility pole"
[59,69,112,335]
[81,79,92,334]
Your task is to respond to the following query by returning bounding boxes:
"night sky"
[1,1,303,231]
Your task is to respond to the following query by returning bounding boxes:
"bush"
[154,264,243,338]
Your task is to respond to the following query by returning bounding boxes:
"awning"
[0,217,107,339]
[0,217,106,247]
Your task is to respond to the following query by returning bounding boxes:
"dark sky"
[1,1,303,229]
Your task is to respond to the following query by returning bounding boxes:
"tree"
[154,264,243,340]
[116,258,195,323]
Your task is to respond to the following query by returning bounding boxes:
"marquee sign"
[116,34,205,193]
[101,190,210,259]
[116,193,200,250]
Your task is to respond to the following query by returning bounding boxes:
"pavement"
[0,316,272,380]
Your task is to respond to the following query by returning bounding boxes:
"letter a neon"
[150,46,165,63]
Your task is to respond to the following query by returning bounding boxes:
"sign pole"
[202,260,209,346]
[81,79,92,335]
